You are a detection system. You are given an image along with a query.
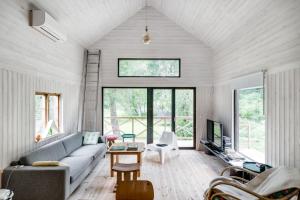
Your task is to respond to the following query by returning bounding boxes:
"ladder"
[81,50,101,131]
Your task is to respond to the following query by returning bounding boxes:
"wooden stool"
[112,163,140,185]
[116,180,154,200]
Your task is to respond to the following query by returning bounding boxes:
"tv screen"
[207,119,223,150]
[213,122,222,148]
[207,120,213,142]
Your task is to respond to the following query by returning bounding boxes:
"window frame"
[118,58,181,78]
[35,92,61,133]
[233,86,265,163]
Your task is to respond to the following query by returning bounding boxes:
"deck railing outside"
[103,116,193,141]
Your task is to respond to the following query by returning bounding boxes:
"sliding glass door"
[153,89,172,143]
[103,88,148,144]
[175,89,195,148]
[102,87,195,148]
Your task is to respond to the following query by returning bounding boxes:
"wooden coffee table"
[108,142,145,177]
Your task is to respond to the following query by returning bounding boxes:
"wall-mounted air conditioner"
[31,10,67,42]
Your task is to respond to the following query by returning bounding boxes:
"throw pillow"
[32,161,60,166]
[83,132,100,145]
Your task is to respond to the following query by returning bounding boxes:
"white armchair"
[146,131,179,164]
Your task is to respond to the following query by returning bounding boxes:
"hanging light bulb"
[143,26,151,44]
[143,0,151,44]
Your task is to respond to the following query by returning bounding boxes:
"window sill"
[237,150,265,164]
[35,132,66,144]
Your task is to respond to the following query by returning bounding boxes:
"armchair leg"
[159,150,165,164]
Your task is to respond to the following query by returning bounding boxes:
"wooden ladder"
[81,50,101,131]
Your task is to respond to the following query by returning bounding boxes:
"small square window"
[35,92,61,142]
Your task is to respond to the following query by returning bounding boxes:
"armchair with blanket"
[204,166,300,200]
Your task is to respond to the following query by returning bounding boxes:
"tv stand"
[200,139,258,181]
[200,140,245,166]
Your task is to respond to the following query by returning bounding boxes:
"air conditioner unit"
[31,10,67,42]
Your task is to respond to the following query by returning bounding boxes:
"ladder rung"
[87,62,99,64]
[88,53,100,55]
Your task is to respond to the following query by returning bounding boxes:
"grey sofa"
[1,133,106,200]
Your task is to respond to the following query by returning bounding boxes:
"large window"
[118,58,180,77]
[235,87,265,163]
[35,92,60,142]
[102,87,195,148]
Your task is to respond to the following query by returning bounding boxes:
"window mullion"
[46,94,49,127]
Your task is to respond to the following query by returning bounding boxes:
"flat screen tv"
[207,119,223,151]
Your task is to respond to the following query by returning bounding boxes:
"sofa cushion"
[83,132,100,145]
[62,133,83,155]
[20,141,67,165]
[69,144,106,160]
[60,156,92,183]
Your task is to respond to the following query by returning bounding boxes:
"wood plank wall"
[266,68,300,167]
[0,0,84,170]
[212,85,233,137]
[212,0,300,167]
[213,0,300,83]
[88,7,214,148]
[89,7,213,87]
[0,69,81,170]
[213,69,300,167]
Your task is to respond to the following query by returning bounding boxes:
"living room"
[0,0,300,199]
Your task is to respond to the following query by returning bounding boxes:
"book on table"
[127,143,138,151]
[110,146,126,151]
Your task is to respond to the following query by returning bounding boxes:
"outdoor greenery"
[238,87,265,155]
[119,59,180,77]
[175,90,193,138]
[103,88,193,142]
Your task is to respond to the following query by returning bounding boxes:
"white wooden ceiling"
[29,0,275,49]
[28,0,145,47]
[148,0,274,50]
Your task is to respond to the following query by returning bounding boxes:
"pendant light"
[143,0,151,44]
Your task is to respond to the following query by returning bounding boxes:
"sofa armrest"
[2,166,70,200]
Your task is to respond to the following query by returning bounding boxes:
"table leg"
[116,155,119,163]
[137,152,141,177]
[110,153,114,177]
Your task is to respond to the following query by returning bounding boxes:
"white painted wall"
[89,7,214,149]
[213,0,300,84]
[266,68,300,167]
[212,0,300,167]
[0,0,84,170]
[90,7,213,86]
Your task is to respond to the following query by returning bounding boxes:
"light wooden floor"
[68,150,226,200]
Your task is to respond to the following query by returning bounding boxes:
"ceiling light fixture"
[143,0,151,44]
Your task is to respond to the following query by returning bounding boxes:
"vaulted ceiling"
[29,0,145,47]
[29,0,275,49]
[149,0,274,50]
